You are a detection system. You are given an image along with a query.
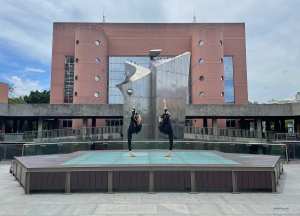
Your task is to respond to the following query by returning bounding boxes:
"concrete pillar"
[38,117,44,138]
[212,117,218,135]
[82,117,87,135]
[92,118,96,134]
[92,118,96,127]
[256,118,262,138]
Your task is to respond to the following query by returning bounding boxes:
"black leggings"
[168,130,173,150]
[128,129,134,151]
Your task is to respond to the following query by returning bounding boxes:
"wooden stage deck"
[10,150,283,194]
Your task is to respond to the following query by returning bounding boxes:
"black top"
[158,109,173,134]
[128,108,142,134]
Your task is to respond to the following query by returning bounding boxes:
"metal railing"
[0,126,123,142]
[274,133,300,141]
[0,126,280,142]
[184,126,275,140]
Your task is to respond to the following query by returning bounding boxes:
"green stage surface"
[60,151,241,165]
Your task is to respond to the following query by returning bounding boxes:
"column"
[256,118,262,138]
[203,117,208,135]
[38,117,44,138]
[212,117,218,136]
[92,118,96,134]
[82,117,87,135]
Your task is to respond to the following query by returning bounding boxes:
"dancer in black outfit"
[158,99,173,157]
[128,100,142,157]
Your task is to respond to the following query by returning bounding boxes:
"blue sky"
[0,0,299,103]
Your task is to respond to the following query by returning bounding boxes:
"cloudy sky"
[0,0,299,103]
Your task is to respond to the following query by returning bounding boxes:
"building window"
[199,59,204,64]
[105,119,123,126]
[199,76,204,81]
[226,119,236,128]
[220,58,223,63]
[64,56,74,103]
[95,58,100,64]
[95,40,100,46]
[199,40,204,46]
[221,92,224,97]
[76,40,79,45]
[199,92,204,97]
[224,56,234,103]
[63,119,72,128]
[220,40,223,46]
[95,76,100,81]
[94,92,99,97]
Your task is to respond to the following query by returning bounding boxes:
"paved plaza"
[1,161,300,215]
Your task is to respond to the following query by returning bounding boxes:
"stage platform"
[11,150,283,194]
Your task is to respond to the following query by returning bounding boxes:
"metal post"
[231,170,239,194]
[106,170,114,194]
[25,172,31,195]
[148,170,155,194]
[190,170,197,194]
[65,171,71,194]
[271,171,277,193]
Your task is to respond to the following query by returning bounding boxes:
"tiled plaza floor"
[1,161,300,215]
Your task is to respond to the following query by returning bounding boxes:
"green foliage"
[24,90,50,104]
[8,96,26,104]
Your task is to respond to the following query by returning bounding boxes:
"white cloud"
[5,75,49,96]
[24,67,45,73]
[0,0,299,103]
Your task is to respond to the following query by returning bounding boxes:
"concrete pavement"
[0,162,300,215]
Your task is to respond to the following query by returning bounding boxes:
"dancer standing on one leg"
[128,100,142,157]
[158,99,173,157]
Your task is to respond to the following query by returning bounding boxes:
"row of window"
[71,40,102,100]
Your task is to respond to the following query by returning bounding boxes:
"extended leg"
[128,129,136,157]
[165,130,173,157]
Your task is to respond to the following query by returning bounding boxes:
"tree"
[8,96,26,104]
[24,90,50,104]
